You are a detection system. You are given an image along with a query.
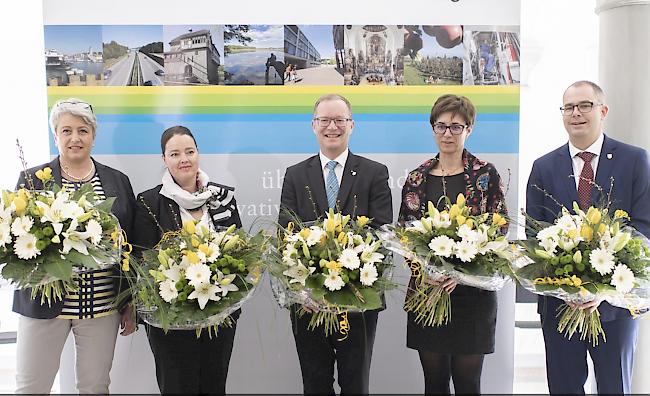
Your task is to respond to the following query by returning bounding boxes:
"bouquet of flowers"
[0,167,122,306]
[517,202,650,345]
[271,209,394,336]
[379,193,513,327]
[130,221,267,336]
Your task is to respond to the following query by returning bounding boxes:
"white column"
[595,0,650,393]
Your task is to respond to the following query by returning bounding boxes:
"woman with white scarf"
[132,125,242,394]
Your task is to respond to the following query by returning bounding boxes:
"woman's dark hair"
[429,94,476,127]
[161,125,198,154]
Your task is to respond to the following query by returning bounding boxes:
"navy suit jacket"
[526,134,650,321]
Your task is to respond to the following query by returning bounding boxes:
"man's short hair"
[429,94,476,126]
[313,94,352,116]
[565,80,606,103]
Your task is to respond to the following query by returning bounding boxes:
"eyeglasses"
[313,117,352,127]
[560,101,601,116]
[432,123,468,135]
[55,100,94,113]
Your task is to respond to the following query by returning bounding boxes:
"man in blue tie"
[526,80,650,394]
[279,93,392,394]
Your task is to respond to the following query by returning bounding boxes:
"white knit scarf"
[159,168,213,210]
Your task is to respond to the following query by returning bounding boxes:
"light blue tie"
[325,160,339,209]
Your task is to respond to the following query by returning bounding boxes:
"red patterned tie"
[577,151,596,209]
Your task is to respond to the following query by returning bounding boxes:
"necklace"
[62,161,95,182]
[437,163,464,199]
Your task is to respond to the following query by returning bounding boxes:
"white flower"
[479,239,508,255]
[360,243,384,265]
[162,264,183,283]
[323,270,345,291]
[188,282,221,309]
[556,214,580,233]
[428,235,455,258]
[610,264,635,293]
[457,224,478,242]
[14,233,40,259]
[283,260,315,286]
[185,263,212,288]
[61,219,90,255]
[360,264,378,286]
[432,212,452,228]
[36,192,84,225]
[306,226,326,246]
[158,279,178,302]
[282,244,299,266]
[214,271,239,296]
[456,240,478,262]
[558,236,579,252]
[537,226,560,244]
[0,222,11,247]
[11,216,33,237]
[589,248,616,275]
[539,237,558,254]
[80,219,102,245]
[406,220,427,233]
[339,248,361,270]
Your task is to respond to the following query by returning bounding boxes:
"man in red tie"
[526,80,650,394]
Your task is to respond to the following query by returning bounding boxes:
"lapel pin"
[351,170,357,176]
[607,153,613,160]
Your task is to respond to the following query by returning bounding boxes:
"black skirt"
[406,284,497,354]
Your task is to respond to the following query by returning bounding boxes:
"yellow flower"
[184,250,200,264]
[569,275,583,287]
[35,167,53,182]
[183,220,196,235]
[597,223,607,236]
[13,196,27,215]
[573,250,582,264]
[427,201,438,218]
[456,193,466,207]
[324,218,336,233]
[586,207,602,224]
[356,216,370,228]
[223,235,240,252]
[191,235,200,248]
[325,260,342,272]
[299,228,311,240]
[337,231,348,246]
[455,214,466,226]
[464,219,475,229]
[580,225,593,242]
[614,210,630,220]
[449,204,460,219]
[566,229,578,239]
[492,213,507,227]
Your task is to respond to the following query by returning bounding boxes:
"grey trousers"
[15,312,121,394]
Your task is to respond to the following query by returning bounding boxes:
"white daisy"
[359,264,378,286]
[11,216,33,237]
[339,248,361,270]
[283,260,315,286]
[428,235,455,258]
[456,240,478,262]
[610,264,635,293]
[80,219,103,245]
[185,263,212,288]
[188,282,221,310]
[589,248,616,275]
[158,279,178,303]
[14,233,40,260]
[323,270,345,291]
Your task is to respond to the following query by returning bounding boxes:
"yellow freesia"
[456,193,466,207]
[356,216,370,228]
[586,207,602,224]
[183,220,196,235]
[580,225,593,242]
[35,167,53,182]
[184,250,200,264]
[492,213,507,227]
[13,196,27,215]
[449,204,460,219]
[325,260,342,272]
[455,214,466,226]
[614,209,630,220]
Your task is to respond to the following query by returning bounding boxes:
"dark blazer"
[526,134,650,321]
[132,182,242,251]
[279,152,392,228]
[13,157,136,319]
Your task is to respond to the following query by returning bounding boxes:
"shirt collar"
[568,133,604,159]
[319,149,349,170]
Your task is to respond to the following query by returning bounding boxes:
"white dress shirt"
[319,149,349,188]
[568,133,604,190]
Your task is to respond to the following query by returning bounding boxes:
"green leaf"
[42,257,73,281]
[534,284,560,292]
[65,250,101,270]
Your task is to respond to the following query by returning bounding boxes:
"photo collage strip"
[44,25,520,87]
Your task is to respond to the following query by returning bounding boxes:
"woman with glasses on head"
[14,98,137,394]
[398,94,507,394]
[132,125,242,394]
